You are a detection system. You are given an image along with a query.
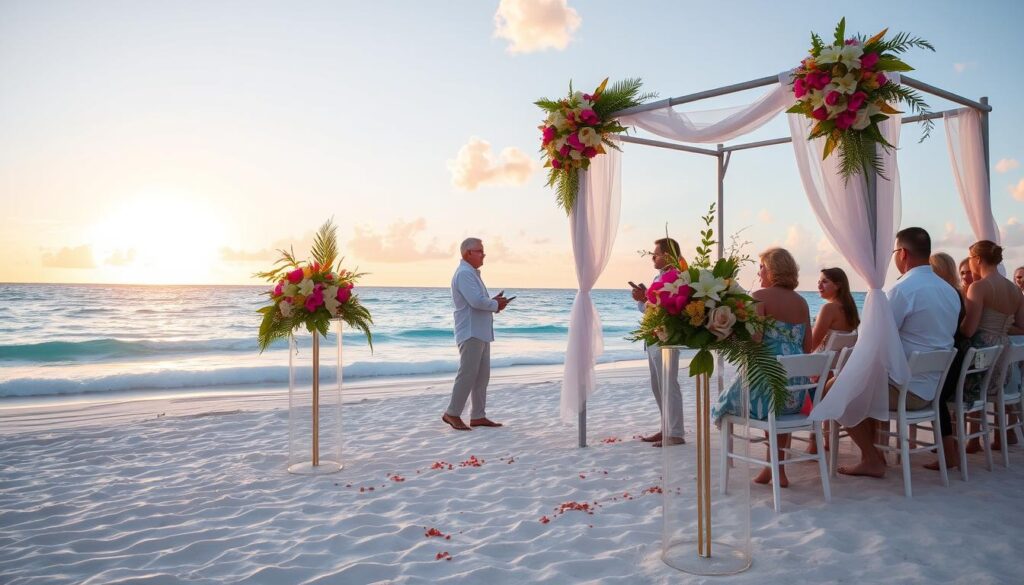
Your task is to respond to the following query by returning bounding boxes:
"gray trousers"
[647,345,685,438]
[446,338,490,419]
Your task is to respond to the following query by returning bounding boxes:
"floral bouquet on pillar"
[256,219,372,475]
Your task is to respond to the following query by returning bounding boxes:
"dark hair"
[654,237,681,258]
[969,240,1003,265]
[895,227,931,260]
[820,267,860,330]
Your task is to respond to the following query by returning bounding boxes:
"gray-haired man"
[442,238,510,431]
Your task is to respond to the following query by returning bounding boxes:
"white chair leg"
[814,422,831,503]
[720,421,730,495]
[900,420,912,498]
[768,424,781,513]
[980,405,994,472]
[934,412,949,488]
[957,406,969,482]
[829,421,839,478]
[997,397,1010,468]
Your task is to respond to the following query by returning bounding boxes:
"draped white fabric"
[789,113,911,426]
[618,83,791,144]
[560,145,622,423]
[944,108,1000,243]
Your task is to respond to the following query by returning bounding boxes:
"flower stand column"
[287,319,344,475]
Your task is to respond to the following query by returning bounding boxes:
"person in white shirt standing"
[442,238,510,431]
[838,227,959,478]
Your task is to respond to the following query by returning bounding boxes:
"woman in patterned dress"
[712,247,812,487]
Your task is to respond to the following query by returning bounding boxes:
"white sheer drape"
[790,114,911,426]
[945,108,999,243]
[560,145,622,423]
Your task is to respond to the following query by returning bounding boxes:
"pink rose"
[793,77,807,98]
[566,132,584,151]
[582,146,597,159]
[707,306,737,341]
[860,52,879,70]
[273,281,284,296]
[287,268,304,284]
[825,90,842,106]
[835,110,857,130]
[336,283,353,304]
[875,72,888,86]
[542,126,557,146]
[305,285,325,312]
[812,106,829,121]
[579,109,599,125]
[551,158,562,169]
[558,144,571,158]
[846,91,868,112]
[807,71,830,90]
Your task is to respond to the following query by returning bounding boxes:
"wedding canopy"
[562,72,996,448]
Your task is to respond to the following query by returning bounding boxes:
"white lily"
[690,271,727,302]
[577,126,602,148]
[834,73,859,94]
[298,278,315,296]
[323,295,341,316]
[817,45,842,65]
[852,109,872,130]
[839,44,864,69]
[807,89,826,110]
[550,111,569,131]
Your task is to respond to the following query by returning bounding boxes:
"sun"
[90,191,227,284]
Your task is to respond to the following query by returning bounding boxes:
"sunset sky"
[2,0,1022,291]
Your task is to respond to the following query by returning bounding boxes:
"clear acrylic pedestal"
[288,319,344,475]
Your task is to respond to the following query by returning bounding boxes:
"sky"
[2,0,1022,291]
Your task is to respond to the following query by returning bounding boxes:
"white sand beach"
[2,362,1022,585]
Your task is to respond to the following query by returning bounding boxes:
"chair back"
[901,349,957,405]
[822,331,857,370]
[997,343,1024,398]
[953,344,1005,404]
[777,352,833,409]
[833,346,854,377]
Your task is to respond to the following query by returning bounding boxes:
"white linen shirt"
[887,264,960,400]
[451,260,498,345]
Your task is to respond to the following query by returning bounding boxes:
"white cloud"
[448,137,534,191]
[995,158,1019,173]
[757,209,774,223]
[41,245,95,269]
[1010,178,1024,202]
[494,0,581,54]
[1001,217,1024,246]
[348,218,453,263]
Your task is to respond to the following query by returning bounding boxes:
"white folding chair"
[949,344,1004,481]
[986,343,1024,468]
[720,352,833,512]
[822,331,857,377]
[874,349,956,498]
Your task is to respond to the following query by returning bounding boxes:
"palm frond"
[311,219,338,269]
[874,31,934,54]
[713,337,789,416]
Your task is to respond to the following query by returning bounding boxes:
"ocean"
[0,284,855,401]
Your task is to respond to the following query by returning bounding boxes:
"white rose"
[707,305,737,341]
[577,126,602,148]
[279,299,294,318]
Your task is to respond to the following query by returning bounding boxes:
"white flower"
[834,73,859,94]
[279,299,294,318]
[839,44,864,69]
[654,326,669,343]
[552,136,568,153]
[550,111,569,131]
[577,126,602,148]
[807,89,826,109]
[852,109,872,130]
[324,295,341,316]
[707,306,737,341]
[817,45,842,65]
[298,278,314,296]
[569,149,583,160]
[726,278,746,295]
[690,271,727,302]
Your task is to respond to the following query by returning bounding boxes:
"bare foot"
[753,467,789,487]
[838,461,886,478]
[924,458,959,470]
[965,439,982,454]
[641,431,662,443]
[652,436,685,448]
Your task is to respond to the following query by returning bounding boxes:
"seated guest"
[810,267,860,351]
[960,241,1024,452]
[837,227,959,478]
[925,252,968,469]
[959,257,977,295]
[713,247,812,487]
[1014,266,1024,294]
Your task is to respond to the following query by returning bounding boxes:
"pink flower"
[860,52,879,70]
[825,91,842,106]
[551,158,562,169]
[847,91,868,112]
[582,147,597,159]
[707,306,737,341]
[579,109,599,125]
[273,281,284,296]
[793,77,807,98]
[305,285,325,312]
[336,283,353,304]
[812,106,829,121]
[566,132,584,151]
[807,71,830,91]
[875,72,888,86]
[542,126,557,146]
[558,144,570,158]
[835,110,857,130]
[287,268,304,284]
[582,93,593,101]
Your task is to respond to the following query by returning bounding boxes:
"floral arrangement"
[630,205,789,414]
[256,220,372,352]
[536,77,656,214]
[786,18,934,181]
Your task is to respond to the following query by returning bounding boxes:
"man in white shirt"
[631,237,685,447]
[839,227,959,478]
[442,238,509,431]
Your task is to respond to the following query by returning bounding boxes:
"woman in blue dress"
[712,247,812,487]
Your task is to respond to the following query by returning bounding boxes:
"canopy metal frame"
[575,75,992,448]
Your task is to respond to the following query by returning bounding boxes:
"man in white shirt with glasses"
[442,238,510,431]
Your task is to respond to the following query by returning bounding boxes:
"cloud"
[220,246,277,262]
[448,137,534,191]
[757,209,774,223]
[494,0,581,54]
[41,245,95,269]
[348,218,453,263]
[995,158,1019,173]
[1001,217,1024,246]
[105,248,137,266]
[1010,178,1024,202]
[935,221,974,249]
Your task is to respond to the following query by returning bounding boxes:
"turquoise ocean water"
[0,284,859,400]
